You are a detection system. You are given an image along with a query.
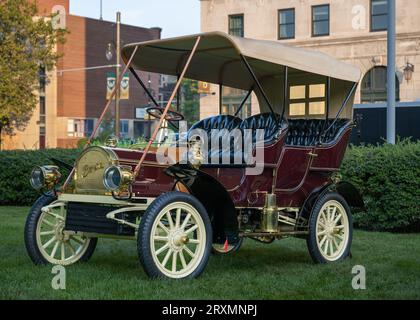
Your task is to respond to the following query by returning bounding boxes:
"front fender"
[164,164,238,243]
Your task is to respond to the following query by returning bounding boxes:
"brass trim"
[119,159,169,168]
[72,146,119,195]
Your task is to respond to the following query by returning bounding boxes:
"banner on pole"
[107,72,130,100]
[198,81,211,94]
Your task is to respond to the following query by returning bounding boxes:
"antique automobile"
[24,32,364,279]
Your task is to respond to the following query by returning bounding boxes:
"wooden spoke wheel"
[138,192,212,279]
[307,193,352,263]
[25,195,97,266]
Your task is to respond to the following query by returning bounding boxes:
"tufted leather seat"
[187,115,243,165]
[186,113,287,166]
[189,115,243,133]
[239,113,288,144]
[285,119,352,146]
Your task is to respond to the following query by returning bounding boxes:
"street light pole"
[99,0,103,20]
[387,0,396,145]
[115,12,121,138]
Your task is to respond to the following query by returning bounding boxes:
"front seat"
[187,115,243,166]
[240,113,288,145]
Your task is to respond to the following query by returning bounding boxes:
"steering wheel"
[146,107,185,122]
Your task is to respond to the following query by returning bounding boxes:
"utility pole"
[99,0,103,20]
[387,0,396,145]
[115,12,121,137]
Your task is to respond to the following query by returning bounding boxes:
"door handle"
[308,152,318,158]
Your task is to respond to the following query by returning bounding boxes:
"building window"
[67,119,94,138]
[221,103,252,120]
[39,67,46,96]
[312,5,330,37]
[278,8,295,40]
[371,0,388,32]
[361,66,399,103]
[221,87,252,120]
[39,96,46,125]
[228,14,244,37]
[38,67,46,149]
[120,120,129,139]
[289,83,327,117]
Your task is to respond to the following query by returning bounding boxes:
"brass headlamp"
[30,166,62,191]
[103,165,134,192]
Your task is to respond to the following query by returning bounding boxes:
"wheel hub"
[54,222,70,242]
[325,222,334,236]
[170,230,189,249]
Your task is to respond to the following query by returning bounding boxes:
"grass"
[1,206,419,300]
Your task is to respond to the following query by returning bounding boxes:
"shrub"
[0,149,79,206]
[340,139,420,232]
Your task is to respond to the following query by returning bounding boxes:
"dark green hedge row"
[340,140,420,233]
[0,141,419,232]
[0,149,79,206]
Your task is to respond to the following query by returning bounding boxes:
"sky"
[70,0,200,38]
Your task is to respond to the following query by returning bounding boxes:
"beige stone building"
[199,0,420,121]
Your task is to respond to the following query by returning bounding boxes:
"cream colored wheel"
[315,200,349,261]
[138,192,212,279]
[35,202,92,265]
[150,202,206,278]
[307,193,352,263]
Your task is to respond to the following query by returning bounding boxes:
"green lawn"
[1,206,419,300]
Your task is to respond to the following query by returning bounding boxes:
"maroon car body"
[25,32,364,279]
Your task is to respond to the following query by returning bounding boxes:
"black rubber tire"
[24,195,98,266]
[306,192,353,264]
[138,191,212,279]
[211,237,243,255]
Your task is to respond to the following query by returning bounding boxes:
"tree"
[0,0,66,139]
[180,79,200,126]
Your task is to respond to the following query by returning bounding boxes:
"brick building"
[2,0,161,149]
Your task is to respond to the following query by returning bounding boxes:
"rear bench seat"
[285,119,352,147]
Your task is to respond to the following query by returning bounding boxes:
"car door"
[275,146,315,192]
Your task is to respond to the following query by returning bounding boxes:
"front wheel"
[138,192,212,279]
[306,192,353,263]
[24,195,97,266]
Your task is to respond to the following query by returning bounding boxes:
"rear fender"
[299,181,365,223]
[336,181,365,210]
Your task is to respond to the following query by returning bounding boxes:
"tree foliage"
[180,79,200,125]
[0,0,66,135]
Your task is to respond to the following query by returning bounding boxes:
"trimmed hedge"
[0,141,419,232]
[340,140,420,233]
[0,149,79,206]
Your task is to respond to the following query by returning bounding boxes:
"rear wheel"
[138,192,212,279]
[24,195,97,266]
[306,192,352,263]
